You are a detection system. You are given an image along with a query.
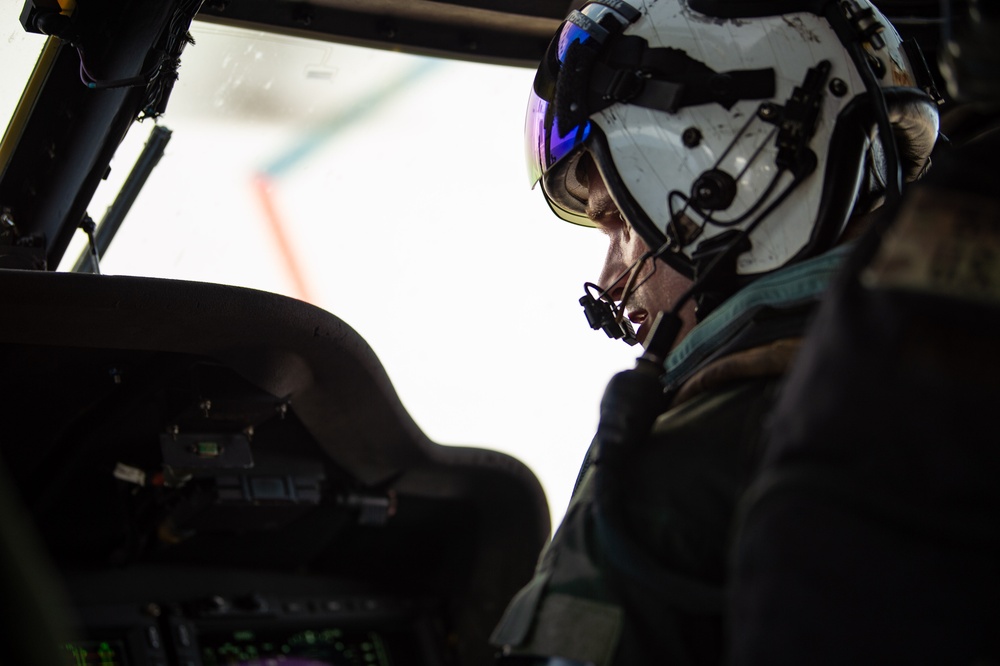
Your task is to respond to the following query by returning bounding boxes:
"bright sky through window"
[60,23,639,525]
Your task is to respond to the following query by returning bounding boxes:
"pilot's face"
[585,156,697,346]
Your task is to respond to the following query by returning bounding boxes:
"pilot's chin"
[633,321,651,346]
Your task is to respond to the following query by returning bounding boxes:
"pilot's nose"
[597,241,628,303]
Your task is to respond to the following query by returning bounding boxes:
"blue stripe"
[263,59,440,178]
[664,246,851,385]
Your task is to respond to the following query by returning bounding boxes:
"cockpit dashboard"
[0,269,548,665]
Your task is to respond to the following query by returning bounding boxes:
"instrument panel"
[0,270,549,666]
[66,585,443,665]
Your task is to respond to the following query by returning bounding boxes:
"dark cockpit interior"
[1,267,549,665]
[0,0,957,664]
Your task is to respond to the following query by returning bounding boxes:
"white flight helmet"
[527,0,939,311]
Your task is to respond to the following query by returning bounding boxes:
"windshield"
[31,21,637,523]
[0,0,47,167]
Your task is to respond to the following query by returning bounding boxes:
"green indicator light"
[233,630,255,642]
[196,441,221,457]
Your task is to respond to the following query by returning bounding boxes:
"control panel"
[67,592,442,666]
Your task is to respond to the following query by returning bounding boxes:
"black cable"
[848,40,902,204]
[77,46,166,90]
[666,190,692,244]
[669,167,802,317]
[823,1,903,207]
[698,169,784,228]
[711,105,759,171]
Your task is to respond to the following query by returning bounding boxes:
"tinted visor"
[524,88,593,226]
[524,3,637,226]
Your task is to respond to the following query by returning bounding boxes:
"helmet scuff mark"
[782,16,821,44]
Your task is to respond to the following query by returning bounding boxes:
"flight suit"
[492,248,850,665]
[730,123,1000,665]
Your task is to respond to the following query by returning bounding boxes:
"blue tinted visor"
[525,88,593,190]
[524,88,594,226]
[524,3,637,226]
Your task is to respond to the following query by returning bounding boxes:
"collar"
[664,245,852,387]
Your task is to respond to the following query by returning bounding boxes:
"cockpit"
[0,0,956,664]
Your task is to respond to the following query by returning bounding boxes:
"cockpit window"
[47,21,635,522]
[0,0,47,161]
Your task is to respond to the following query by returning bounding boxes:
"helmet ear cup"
[858,89,939,211]
[884,88,940,182]
[800,87,939,264]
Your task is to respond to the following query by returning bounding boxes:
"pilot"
[729,1,1000,663]
[489,0,938,664]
